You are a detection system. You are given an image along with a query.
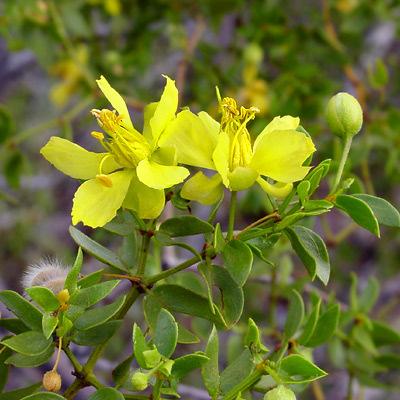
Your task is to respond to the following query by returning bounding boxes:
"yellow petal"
[253,115,300,151]
[160,110,218,169]
[228,167,258,191]
[96,75,134,130]
[40,137,120,179]
[181,172,223,205]
[72,169,134,228]
[123,174,165,219]
[136,159,189,189]
[143,102,158,143]
[257,177,293,199]
[149,75,178,146]
[212,131,230,188]
[250,130,315,183]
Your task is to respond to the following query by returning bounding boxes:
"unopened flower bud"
[326,92,363,138]
[43,370,62,392]
[264,385,296,400]
[143,348,161,368]
[131,371,148,391]
[244,43,263,66]
[57,289,70,305]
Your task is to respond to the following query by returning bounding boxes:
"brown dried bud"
[43,370,62,392]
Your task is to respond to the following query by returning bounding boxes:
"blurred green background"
[0,0,399,398]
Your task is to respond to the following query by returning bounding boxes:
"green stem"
[145,256,200,285]
[152,378,162,399]
[227,191,237,241]
[10,96,93,146]
[236,212,280,239]
[347,373,354,400]
[331,137,352,194]
[223,366,265,400]
[64,226,152,399]
[137,227,152,276]
[63,345,83,373]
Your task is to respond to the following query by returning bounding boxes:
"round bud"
[43,370,62,392]
[57,289,70,305]
[264,385,296,400]
[244,43,263,66]
[326,92,363,138]
[131,371,148,391]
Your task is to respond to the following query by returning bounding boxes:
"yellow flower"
[41,76,189,228]
[160,92,316,205]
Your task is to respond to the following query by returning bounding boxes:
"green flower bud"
[244,43,263,66]
[264,385,296,400]
[326,92,363,138]
[143,348,161,368]
[131,371,148,391]
[159,359,174,377]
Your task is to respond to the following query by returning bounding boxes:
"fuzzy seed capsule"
[43,370,62,392]
[326,92,363,138]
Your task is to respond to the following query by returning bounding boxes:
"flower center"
[220,97,259,171]
[91,109,150,168]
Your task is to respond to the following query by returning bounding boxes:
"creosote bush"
[0,74,399,400]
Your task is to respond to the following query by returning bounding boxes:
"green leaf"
[285,226,330,285]
[0,106,14,144]
[112,354,134,386]
[154,232,201,259]
[0,346,11,391]
[303,304,340,347]
[42,314,58,339]
[133,324,151,369]
[279,354,327,383]
[0,383,41,400]
[284,289,305,339]
[70,280,120,308]
[359,276,380,313]
[5,345,54,368]
[103,210,137,236]
[211,265,244,327]
[146,284,224,326]
[371,321,400,346]
[21,394,66,400]
[353,325,378,356]
[245,318,268,354]
[353,194,400,228]
[74,295,125,330]
[87,388,124,400]
[25,287,59,313]
[177,324,200,344]
[154,308,178,358]
[172,352,209,380]
[220,349,254,394]
[297,180,310,206]
[375,353,400,369]
[202,326,220,399]
[64,247,83,293]
[334,194,380,237]
[69,226,128,272]
[159,215,214,237]
[0,318,28,334]
[298,299,321,345]
[214,223,226,253]
[78,270,104,288]
[0,290,43,331]
[72,320,122,346]
[222,240,253,287]
[1,331,52,356]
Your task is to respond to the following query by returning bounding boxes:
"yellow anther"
[91,131,104,141]
[96,174,113,187]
